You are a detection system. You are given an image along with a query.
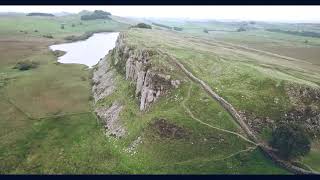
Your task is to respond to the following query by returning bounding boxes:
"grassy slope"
[0,15,129,39]
[148,20,320,65]
[90,28,291,174]
[121,28,320,172]
[0,14,317,174]
[95,70,287,174]
[0,15,132,174]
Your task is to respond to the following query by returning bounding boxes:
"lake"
[50,32,119,67]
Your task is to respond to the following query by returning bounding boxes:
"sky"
[0,6,320,22]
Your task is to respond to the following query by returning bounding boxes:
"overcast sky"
[0,6,320,22]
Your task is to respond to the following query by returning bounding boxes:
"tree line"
[266,28,320,38]
[80,10,112,21]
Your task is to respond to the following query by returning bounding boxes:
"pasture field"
[0,14,319,173]
[0,14,129,173]
[123,28,320,172]
[0,15,129,39]
[148,19,320,65]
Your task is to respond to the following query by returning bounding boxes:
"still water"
[50,32,119,67]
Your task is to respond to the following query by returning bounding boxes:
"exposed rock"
[171,80,181,88]
[109,33,180,111]
[95,101,125,138]
[92,54,125,138]
[92,54,116,103]
[284,107,320,137]
[239,110,275,134]
[285,83,320,106]
[284,83,320,137]
[125,136,142,155]
[240,84,320,138]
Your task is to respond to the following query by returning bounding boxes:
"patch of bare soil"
[151,118,189,139]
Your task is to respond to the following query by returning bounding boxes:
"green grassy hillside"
[1,14,319,174]
[0,14,129,39]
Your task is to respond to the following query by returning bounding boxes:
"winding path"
[157,49,319,174]
[182,83,257,145]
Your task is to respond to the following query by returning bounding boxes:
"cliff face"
[92,53,126,138]
[91,32,180,137]
[92,54,115,103]
[109,33,180,111]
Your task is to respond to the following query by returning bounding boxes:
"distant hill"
[78,10,91,15]
[26,13,55,17]
[80,10,111,21]
[53,12,74,17]
[0,12,25,16]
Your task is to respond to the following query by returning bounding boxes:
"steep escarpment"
[92,32,181,138]
[92,55,116,103]
[108,33,180,111]
[92,53,126,138]
[89,29,305,173]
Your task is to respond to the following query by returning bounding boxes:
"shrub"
[34,30,38,32]
[267,28,320,38]
[72,23,75,27]
[270,122,311,160]
[203,29,209,33]
[132,23,152,29]
[26,13,54,17]
[173,27,183,31]
[237,27,246,32]
[13,60,39,71]
[151,22,171,29]
[88,95,94,101]
[53,50,66,57]
[61,24,65,29]
[80,76,87,81]
[43,34,53,39]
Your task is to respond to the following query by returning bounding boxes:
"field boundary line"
[157,48,319,175]
[182,83,257,145]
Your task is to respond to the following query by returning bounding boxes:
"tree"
[132,23,152,29]
[13,60,39,71]
[203,28,209,33]
[26,12,54,17]
[270,123,311,160]
[60,24,65,29]
[237,27,246,32]
[173,27,183,31]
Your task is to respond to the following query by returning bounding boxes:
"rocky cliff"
[91,32,180,138]
[108,33,180,111]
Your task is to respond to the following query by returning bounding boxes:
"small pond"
[50,32,119,67]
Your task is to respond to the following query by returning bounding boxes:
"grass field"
[0,14,129,173]
[148,19,320,66]
[1,14,319,174]
[122,28,320,172]
[0,15,129,39]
